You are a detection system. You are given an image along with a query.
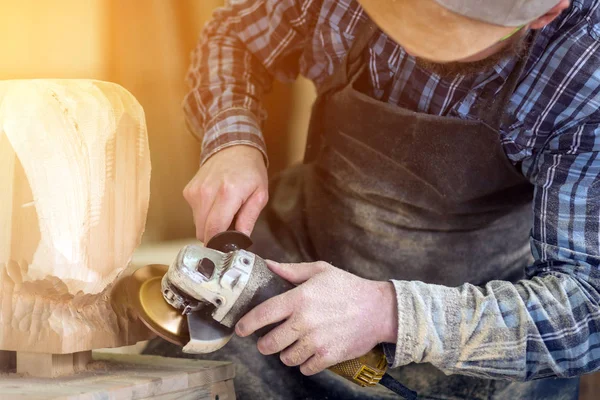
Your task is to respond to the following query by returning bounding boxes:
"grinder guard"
[163,243,294,331]
[161,245,256,323]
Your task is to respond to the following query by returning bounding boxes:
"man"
[144,0,600,398]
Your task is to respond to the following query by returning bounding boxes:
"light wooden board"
[0,352,235,399]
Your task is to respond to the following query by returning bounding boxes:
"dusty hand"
[183,145,268,242]
[235,260,398,376]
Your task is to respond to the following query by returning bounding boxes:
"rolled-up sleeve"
[183,0,314,165]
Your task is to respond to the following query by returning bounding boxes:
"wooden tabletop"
[0,352,235,400]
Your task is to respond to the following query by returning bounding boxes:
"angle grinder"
[125,230,417,399]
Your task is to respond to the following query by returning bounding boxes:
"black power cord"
[379,373,418,399]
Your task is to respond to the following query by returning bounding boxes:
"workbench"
[0,352,235,400]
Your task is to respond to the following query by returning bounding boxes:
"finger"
[204,184,244,242]
[184,184,215,242]
[279,337,316,367]
[191,199,212,242]
[266,260,330,284]
[256,319,300,356]
[300,348,336,376]
[236,292,293,337]
[235,188,268,236]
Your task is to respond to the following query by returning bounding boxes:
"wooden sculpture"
[0,79,152,376]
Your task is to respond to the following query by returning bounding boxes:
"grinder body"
[159,239,389,388]
[128,231,392,391]
[217,255,294,332]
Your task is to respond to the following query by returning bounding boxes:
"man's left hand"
[235,260,398,376]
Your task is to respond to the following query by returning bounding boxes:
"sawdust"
[85,360,128,372]
[0,360,127,379]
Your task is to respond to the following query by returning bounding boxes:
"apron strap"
[303,14,378,163]
[315,15,379,96]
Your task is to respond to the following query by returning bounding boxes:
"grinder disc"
[206,230,253,252]
[127,264,190,346]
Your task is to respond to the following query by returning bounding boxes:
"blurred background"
[1,1,597,397]
[0,0,315,244]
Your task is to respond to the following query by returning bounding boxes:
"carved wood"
[0,80,153,355]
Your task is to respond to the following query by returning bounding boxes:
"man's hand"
[235,260,398,376]
[183,145,268,242]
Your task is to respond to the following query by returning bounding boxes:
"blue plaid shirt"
[185,0,600,380]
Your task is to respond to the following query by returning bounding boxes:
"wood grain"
[0,80,153,354]
[0,352,235,399]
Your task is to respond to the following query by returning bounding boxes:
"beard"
[414,35,528,78]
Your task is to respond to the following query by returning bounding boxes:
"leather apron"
[144,18,580,399]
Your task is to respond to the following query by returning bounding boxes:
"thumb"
[266,260,329,284]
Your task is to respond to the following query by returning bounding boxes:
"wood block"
[17,352,74,378]
[73,350,92,372]
[0,350,15,372]
[0,352,235,399]
[16,351,93,378]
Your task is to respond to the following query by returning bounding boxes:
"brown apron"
[144,18,580,399]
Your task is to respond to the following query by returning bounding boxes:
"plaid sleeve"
[386,122,600,380]
[183,0,316,165]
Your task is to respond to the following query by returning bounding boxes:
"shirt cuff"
[386,280,463,370]
[184,105,269,167]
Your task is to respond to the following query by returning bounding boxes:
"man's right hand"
[183,145,269,243]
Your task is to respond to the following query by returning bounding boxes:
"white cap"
[435,0,562,26]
